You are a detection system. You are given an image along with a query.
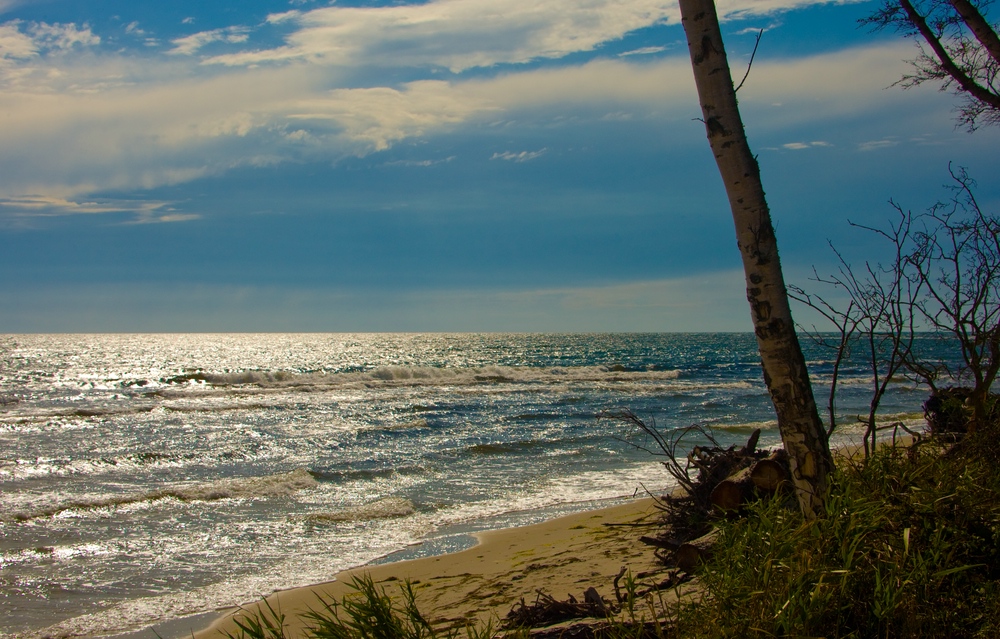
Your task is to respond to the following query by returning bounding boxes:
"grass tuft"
[678,440,1000,638]
[224,575,495,639]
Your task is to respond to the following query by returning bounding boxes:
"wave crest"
[305,497,416,523]
[7,468,317,523]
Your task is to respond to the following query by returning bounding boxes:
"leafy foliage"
[680,440,1000,638]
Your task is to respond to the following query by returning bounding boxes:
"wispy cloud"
[195,0,863,72]
[0,194,192,225]
[170,26,249,56]
[0,41,920,208]
[491,149,548,162]
[858,138,899,151]
[618,46,668,57]
[0,21,35,59]
[124,212,201,225]
[207,0,679,71]
[382,156,457,167]
[0,19,98,63]
[780,140,832,150]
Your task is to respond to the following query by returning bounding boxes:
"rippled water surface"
[0,333,933,638]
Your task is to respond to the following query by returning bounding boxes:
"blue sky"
[0,0,997,332]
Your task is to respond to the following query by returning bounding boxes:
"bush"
[680,442,1000,638]
[924,387,1000,435]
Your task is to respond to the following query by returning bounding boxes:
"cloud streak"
[169,27,249,56]
[0,0,918,222]
[0,40,922,216]
[491,149,547,162]
[199,0,862,72]
[0,194,189,226]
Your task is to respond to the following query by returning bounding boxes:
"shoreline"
[182,497,666,639]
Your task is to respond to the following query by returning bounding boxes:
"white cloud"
[267,10,303,24]
[125,212,201,224]
[0,21,35,59]
[0,60,323,201]
[780,141,832,150]
[202,0,860,72]
[0,194,190,225]
[383,156,457,167]
[204,0,677,71]
[0,19,99,66]
[858,138,899,151]
[170,27,250,56]
[28,21,99,49]
[618,46,668,57]
[0,37,926,213]
[491,149,547,162]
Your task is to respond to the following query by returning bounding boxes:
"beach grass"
[222,575,500,639]
[675,429,1000,638]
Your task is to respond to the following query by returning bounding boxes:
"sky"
[0,0,997,332]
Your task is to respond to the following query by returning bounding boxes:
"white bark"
[678,0,834,518]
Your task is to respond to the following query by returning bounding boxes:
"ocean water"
[0,333,933,638]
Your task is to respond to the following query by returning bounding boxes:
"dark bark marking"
[695,35,720,64]
[705,117,727,138]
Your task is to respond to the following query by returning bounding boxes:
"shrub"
[680,442,1000,638]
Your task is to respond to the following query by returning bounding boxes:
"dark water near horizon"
[0,333,936,638]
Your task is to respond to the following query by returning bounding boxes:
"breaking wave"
[6,468,317,523]
[147,365,686,391]
[305,497,417,523]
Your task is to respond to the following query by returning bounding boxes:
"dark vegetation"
[864,0,1000,130]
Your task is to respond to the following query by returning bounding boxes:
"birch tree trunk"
[678,0,834,518]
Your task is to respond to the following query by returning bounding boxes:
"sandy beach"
[193,498,673,638]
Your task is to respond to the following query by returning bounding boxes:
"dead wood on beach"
[503,588,612,629]
[605,410,792,570]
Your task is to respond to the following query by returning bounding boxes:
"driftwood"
[750,449,789,492]
[526,620,664,639]
[504,589,612,629]
[675,528,720,572]
[601,412,793,570]
[709,449,791,511]
[709,465,755,512]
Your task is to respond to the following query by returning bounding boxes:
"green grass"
[222,575,496,639]
[678,438,1000,638]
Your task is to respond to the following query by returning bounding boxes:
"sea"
[0,333,934,639]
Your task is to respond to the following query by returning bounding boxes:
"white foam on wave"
[152,365,689,392]
[12,507,438,639]
[5,468,317,523]
[305,497,417,523]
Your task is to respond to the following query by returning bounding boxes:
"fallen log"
[675,529,720,571]
[750,450,789,492]
[504,588,613,629]
[709,465,755,512]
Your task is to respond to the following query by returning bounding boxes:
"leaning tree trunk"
[679,0,834,518]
